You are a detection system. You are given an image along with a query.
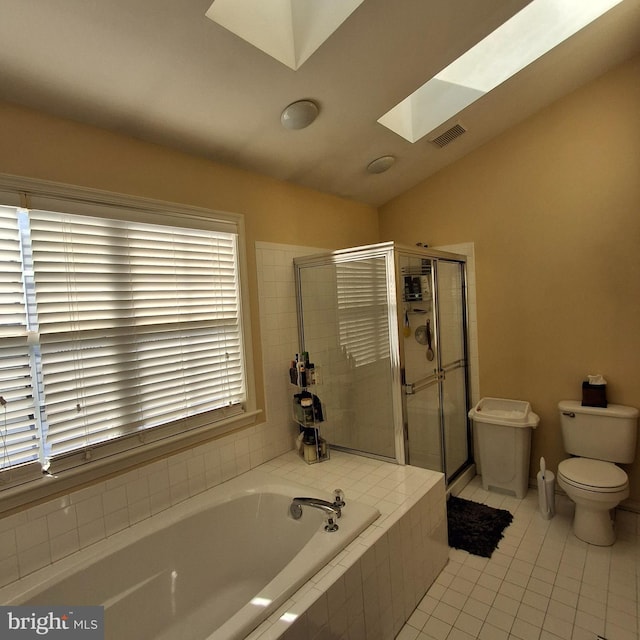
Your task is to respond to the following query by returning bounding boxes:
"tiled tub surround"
[245,452,448,640]
[1,468,380,640]
[0,450,448,640]
[0,420,293,588]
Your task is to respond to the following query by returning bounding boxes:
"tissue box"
[582,381,607,408]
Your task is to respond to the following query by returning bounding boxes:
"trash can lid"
[468,397,539,428]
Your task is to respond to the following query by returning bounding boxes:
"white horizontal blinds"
[28,209,245,461]
[0,207,26,336]
[0,206,41,473]
[336,256,391,367]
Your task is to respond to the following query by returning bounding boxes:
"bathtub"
[1,469,379,640]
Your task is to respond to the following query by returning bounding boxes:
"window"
[0,178,253,490]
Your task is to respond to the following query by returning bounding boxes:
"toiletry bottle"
[312,394,324,422]
[317,436,327,459]
[300,391,314,424]
[297,359,306,387]
[303,429,317,463]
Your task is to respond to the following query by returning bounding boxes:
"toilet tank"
[559,400,639,463]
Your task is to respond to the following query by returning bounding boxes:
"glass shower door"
[400,256,444,471]
[295,248,401,461]
[401,254,471,482]
[405,374,443,472]
[436,259,470,480]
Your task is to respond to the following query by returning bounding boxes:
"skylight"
[205,0,364,70]
[378,0,624,143]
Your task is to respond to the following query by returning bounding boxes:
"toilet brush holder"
[537,458,555,520]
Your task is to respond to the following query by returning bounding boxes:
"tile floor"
[396,477,639,640]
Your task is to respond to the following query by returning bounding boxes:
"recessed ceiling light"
[281,100,319,130]
[367,156,396,174]
[378,0,624,143]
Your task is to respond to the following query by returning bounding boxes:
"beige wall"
[0,100,380,425]
[379,55,640,505]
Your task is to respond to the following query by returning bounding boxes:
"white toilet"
[557,400,638,546]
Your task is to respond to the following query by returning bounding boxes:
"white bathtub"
[1,469,379,640]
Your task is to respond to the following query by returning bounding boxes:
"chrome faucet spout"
[290,497,341,520]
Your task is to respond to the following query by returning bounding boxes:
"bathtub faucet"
[290,497,341,532]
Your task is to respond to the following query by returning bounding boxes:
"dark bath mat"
[447,495,513,558]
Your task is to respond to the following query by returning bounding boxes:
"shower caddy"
[290,352,329,464]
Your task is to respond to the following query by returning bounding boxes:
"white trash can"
[469,397,540,499]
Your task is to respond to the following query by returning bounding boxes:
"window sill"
[0,409,262,518]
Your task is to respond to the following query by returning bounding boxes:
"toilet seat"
[558,458,628,493]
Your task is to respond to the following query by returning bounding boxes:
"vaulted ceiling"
[1,0,639,206]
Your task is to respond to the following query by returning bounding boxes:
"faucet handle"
[333,489,346,508]
[324,514,339,532]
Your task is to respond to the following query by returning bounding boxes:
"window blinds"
[0,177,250,490]
[27,209,246,466]
[0,206,42,478]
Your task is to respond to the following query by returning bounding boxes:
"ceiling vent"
[429,123,467,148]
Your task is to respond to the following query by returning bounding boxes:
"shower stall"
[294,242,472,484]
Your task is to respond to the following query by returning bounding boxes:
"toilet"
[557,400,638,546]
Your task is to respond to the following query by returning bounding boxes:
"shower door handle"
[404,372,441,394]
[441,359,466,371]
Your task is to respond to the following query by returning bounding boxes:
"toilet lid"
[558,458,628,491]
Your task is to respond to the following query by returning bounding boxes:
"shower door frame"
[395,247,473,484]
